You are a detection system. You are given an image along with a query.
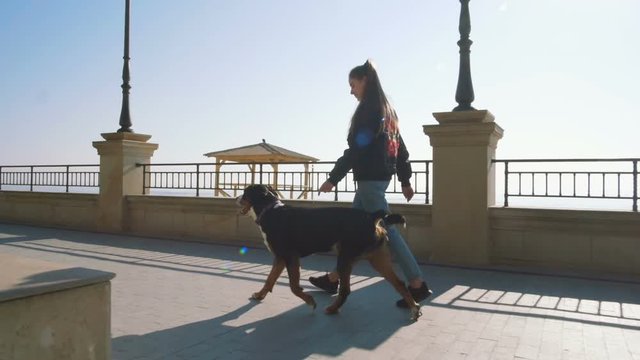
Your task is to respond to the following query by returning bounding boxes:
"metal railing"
[0,165,99,193]
[493,158,639,212]
[137,160,432,204]
[3,159,638,211]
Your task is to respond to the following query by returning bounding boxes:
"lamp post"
[118,0,133,132]
[453,0,476,112]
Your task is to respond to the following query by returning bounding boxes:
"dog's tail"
[371,210,406,228]
[384,214,406,227]
[370,211,407,248]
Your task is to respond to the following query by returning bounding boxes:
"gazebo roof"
[203,140,318,163]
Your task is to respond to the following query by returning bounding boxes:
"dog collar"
[256,200,284,225]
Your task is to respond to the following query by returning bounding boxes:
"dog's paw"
[409,306,422,322]
[306,297,317,310]
[324,305,339,315]
[250,292,266,301]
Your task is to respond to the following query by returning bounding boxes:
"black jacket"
[328,113,412,187]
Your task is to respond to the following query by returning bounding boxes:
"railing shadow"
[423,265,640,331]
[0,223,391,291]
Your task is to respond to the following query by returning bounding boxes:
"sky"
[1,0,639,166]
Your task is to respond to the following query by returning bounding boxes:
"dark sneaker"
[309,274,339,294]
[396,282,432,308]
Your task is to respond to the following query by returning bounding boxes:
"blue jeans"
[353,180,423,283]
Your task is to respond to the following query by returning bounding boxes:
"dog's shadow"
[112,279,416,359]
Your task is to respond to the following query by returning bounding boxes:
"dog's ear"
[243,184,261,200]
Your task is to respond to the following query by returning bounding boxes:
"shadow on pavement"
[112,284,417,359]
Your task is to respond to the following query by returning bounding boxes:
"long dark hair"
[348,59,397,137]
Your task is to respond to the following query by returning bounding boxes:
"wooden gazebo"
[203,140,319,198]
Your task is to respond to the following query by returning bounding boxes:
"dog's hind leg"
[285,256,317,310]
[251,257,285,301]
[325,254,353,315]
[367,247,422,321]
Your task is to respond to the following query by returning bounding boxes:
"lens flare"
[239,246,248,255]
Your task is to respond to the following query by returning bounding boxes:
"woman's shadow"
[112,282,416,360]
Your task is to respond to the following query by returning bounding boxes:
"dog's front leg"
[325,255,353,315]
[251,257,285,301]
[286,256,316,310]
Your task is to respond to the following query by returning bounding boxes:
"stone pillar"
[423,110,503,265]
[92,133,158,232]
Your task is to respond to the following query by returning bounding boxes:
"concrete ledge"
[0,253,115,360]
[0,253,114,302]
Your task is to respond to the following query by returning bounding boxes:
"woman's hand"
[318,180,335,194]
[402,185,414,202]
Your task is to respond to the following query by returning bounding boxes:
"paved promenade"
[1,223,639,360]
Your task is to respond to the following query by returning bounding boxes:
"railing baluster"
[544,172,548,196]
[66,166,70,193]
[141,164,147,194]
[633,160,638,212]
[503,161,509,207]
[559,172,562,197]
[531,172,535,196]
[425,160,430,204]
[196,164,200,197]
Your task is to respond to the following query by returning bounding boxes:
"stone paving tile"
[2,223,640,360]
[497,292,522,305]
[558,297,581,312]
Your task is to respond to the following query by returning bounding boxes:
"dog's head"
[237,184,281,220]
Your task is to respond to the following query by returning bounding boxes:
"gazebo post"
[303,163,310,199]
[248,164,256,185]
[271,164,279,192]
[214,160,225,197]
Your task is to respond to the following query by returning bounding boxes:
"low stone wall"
[125,195,434,261]
[0,253,114,360]
[126,195,259,247]
[0,191,97,231]
[490,207,640,276]
[2,191,639,277]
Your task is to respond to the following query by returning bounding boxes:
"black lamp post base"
[453,104,476,112]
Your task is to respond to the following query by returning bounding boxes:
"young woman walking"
[310,59,431,307]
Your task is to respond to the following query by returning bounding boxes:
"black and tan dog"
[237,184,421,321]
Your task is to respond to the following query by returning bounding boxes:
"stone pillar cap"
[432,110,494,124]
[101,132,152,142]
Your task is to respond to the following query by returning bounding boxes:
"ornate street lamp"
[453,0,476,112]
[118,0,133,132]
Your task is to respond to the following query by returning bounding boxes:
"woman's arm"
[396,134,412,187]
